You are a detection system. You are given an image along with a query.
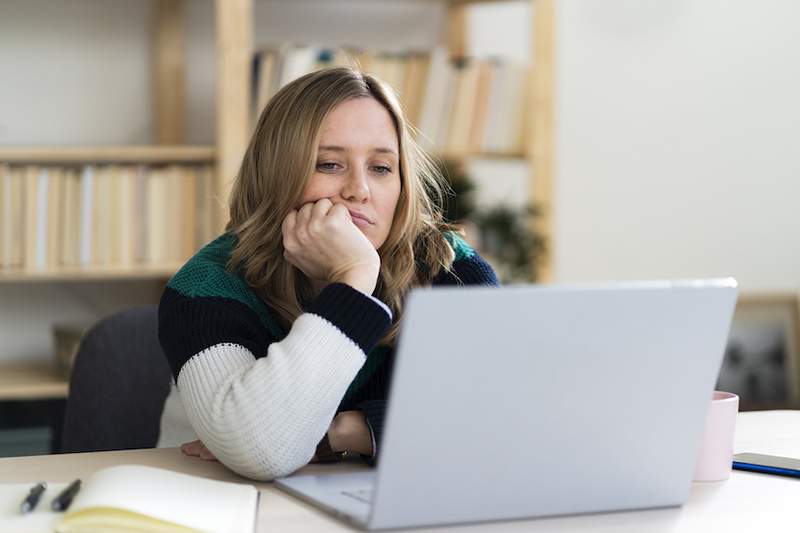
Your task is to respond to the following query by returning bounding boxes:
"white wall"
[0,0,153,145]
[553,0,800,292]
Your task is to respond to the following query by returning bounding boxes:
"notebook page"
[0,482,68,533]
[63,465,257,533]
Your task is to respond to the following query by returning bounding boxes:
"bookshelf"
[0,0,554,402]
[0,264,184,284]
[0,362,69,401]
[450,0,553,281]
[0,146,215,164]
[244,0,555,278]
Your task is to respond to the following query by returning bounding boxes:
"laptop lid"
[368,279,737,530]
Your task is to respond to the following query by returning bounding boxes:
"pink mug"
[693,391,739,482]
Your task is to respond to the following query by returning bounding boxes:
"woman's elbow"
[212,438,316,481]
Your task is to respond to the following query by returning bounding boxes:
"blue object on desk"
[733,452,800,479]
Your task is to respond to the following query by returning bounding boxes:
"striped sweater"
[158,231,498,480]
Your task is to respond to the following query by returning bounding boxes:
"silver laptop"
[275,279,738,530]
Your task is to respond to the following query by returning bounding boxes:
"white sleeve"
[175,313,367,480]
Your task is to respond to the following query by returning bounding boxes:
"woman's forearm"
[178,315,367,480]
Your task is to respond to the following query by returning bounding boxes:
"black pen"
[51,479,81,512]
[20,482,47,514]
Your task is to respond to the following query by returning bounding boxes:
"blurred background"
[0,0,798,456]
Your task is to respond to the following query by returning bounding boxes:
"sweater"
[158,231,498,480]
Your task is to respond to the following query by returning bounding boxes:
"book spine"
[8,167,24,267]
[0,164,7,268]
[34,167,49,269]
[118,166,134,267]
[79,165,94,268]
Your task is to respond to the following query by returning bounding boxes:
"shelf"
[447,0,520,5]
[0,264,183,283]
[0,145,216,164]
[0,361,69,401]
[440,151,527,161]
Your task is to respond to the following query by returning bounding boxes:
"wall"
[554,0,800,292]
[0,0,153,145]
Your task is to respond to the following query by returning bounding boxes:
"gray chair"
[61,307,172,453]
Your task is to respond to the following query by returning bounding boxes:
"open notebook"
[0,464,259,533]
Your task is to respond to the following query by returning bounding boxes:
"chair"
[60,307,172,453]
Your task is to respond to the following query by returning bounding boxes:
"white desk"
[1,410,798,532]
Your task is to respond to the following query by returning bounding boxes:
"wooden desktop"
[1,411,798,532]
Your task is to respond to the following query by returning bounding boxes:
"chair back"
[61,307,172,453]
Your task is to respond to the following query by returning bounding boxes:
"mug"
[693,391,739,482]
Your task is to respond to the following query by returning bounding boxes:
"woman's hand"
[180,440,218,461]
[327,410,374,456]
[282,199,380,295]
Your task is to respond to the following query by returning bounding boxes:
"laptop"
[275,279,738,530]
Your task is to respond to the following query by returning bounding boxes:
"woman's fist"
[282,199,380,295]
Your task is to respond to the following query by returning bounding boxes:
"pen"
[20,482,47,514]
[51,479,81,512]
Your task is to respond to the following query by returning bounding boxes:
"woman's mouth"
[348,210,374,227]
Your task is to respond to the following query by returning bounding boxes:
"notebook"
[0,464,259,533]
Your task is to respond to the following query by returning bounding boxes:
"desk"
[1,411,798,532]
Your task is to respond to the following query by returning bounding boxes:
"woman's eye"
[372,165,392,175]
[317,162,340,172]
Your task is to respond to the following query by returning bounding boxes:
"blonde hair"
[227,67,455,345]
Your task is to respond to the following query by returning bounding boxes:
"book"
[400,53,431,127]
[78,165,94,268]
[132,165,148,265]
[195,164,215,249]
[0,164,6,268]
[417,48,453,152]
[22,165,40,269]
[182,165,198,261]
[0,464,258,533]
[469,60,493,153]
[446,58,481,156]
[6,166,24,268]
[482,59,507,153]
[35,167,49,269]
[118,166,135,267]
[91,165,110,266]
[146,167,168,265]
[277,46,318,90]
[164,164,184,264]
[46,167,64,269]
[60,168,81,267]
[107,165,124,266]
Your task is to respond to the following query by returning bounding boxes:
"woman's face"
[299,97,402,250]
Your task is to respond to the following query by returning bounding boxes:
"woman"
[157,67,498,481]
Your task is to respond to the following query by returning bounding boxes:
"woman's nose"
[341,168,370,202]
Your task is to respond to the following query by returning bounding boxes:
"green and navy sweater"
[158,232,498,480]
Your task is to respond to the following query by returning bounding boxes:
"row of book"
[252,47,529,156]
[0,163,216,271]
